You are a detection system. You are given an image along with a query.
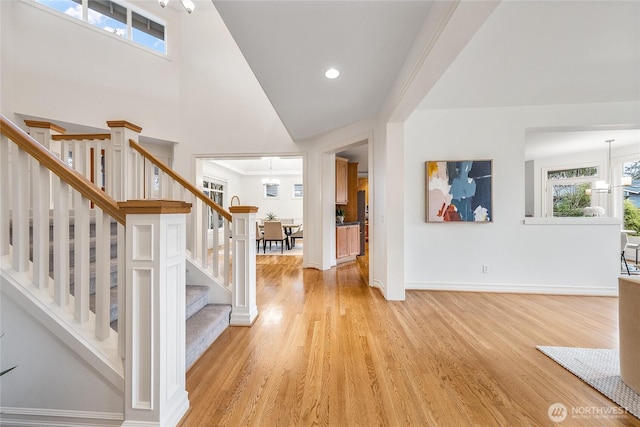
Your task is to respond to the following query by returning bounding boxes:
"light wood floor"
[179,255,639,426]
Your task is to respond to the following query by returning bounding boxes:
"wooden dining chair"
[263,221,287,253]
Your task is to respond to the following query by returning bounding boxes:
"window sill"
[523,217,622,226]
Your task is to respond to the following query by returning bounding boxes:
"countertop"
[336,221,360,227]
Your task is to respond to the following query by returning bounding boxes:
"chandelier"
[158,0,195,14]
[262,158,280,186]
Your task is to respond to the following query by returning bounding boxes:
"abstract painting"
[425,160,492,222]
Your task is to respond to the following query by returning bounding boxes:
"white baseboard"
[405,281,619,296]
[0,407,123,427]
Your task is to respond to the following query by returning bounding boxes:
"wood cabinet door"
[348,225,360,256]
[335,157,348,204]
[336,226,350,258]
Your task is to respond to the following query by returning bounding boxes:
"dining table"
[259,223,301,250]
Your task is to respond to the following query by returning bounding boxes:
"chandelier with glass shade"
[262,158,280,186]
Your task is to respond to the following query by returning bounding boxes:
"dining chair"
[621,232,639,275]
[290,226,303,248]
[255,221,264,252]
[263,221,287,253]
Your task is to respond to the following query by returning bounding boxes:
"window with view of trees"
[623,160,640,232]
[546,165,599,217]
[551,183,592,217]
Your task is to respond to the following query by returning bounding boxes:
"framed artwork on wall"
[425,160,493,223]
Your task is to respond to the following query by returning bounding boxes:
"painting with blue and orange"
[425,160,492,222]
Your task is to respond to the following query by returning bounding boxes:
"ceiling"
[211,157,303,175]
[213,0,639,162]
[212,0,433,141]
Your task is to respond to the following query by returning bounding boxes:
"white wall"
[403,101,639,295]
[174,2,298,173]
[0,285,124,422]
[0,0,182,140]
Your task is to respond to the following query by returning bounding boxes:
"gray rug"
[537,346,640,420]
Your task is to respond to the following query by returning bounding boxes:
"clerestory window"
[35,0,166,54]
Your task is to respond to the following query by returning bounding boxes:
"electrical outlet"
[482,265,489,274]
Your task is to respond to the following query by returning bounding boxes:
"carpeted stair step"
[47,234,119,268]
[89,286,119,324]
[186,304,231,369]
[186,285,210,320]
[68,257,119,295]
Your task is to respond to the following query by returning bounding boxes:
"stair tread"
[186,304,231,368]
[185,285,209,320]
[186,285,209,306]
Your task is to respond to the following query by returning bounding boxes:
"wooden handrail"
[0,115,126,225]
[128,139,232,222]
[52,134,111,141]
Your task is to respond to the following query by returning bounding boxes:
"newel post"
[107,120,142,201]
[118,200,192,427]
[229,206,259,326]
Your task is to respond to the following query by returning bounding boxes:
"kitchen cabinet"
[336,156,348,205]
[336,223,360,263]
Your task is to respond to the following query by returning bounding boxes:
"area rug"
[537,346,640,420]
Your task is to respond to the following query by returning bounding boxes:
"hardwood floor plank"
[179,255,639,426]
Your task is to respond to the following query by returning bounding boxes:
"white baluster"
[117,221,126,358]
[73,193,90,323]
[0,134,10,256]
[53,177,70,306]
[188,195,198,258]
[223,219,231,286]
[32,161,50,288]
[94,207,111,340]
[12,147,29,272]
[201,201,209,270]
[161,171,169,199]
[145,158,154,199]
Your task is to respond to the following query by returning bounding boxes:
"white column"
[119,200,192,427]
[107,121,142,201]
[229,206,259,326]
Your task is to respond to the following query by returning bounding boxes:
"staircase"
[17,214,231,369]
[1,115,258,425]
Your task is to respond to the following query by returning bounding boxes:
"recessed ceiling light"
[325,68,340,79]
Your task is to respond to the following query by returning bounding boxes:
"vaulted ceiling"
[213,1,639,160]
[212,1,433,141]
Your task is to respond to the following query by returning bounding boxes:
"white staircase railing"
[128,139,233,291]
[1,115,259,424]
[0,116,125,358]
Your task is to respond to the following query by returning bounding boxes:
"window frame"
[542,163,604,217]
[203,177,226,230]
[264,183,280,199]
[30,0,167,55]
[292,183,303,199]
